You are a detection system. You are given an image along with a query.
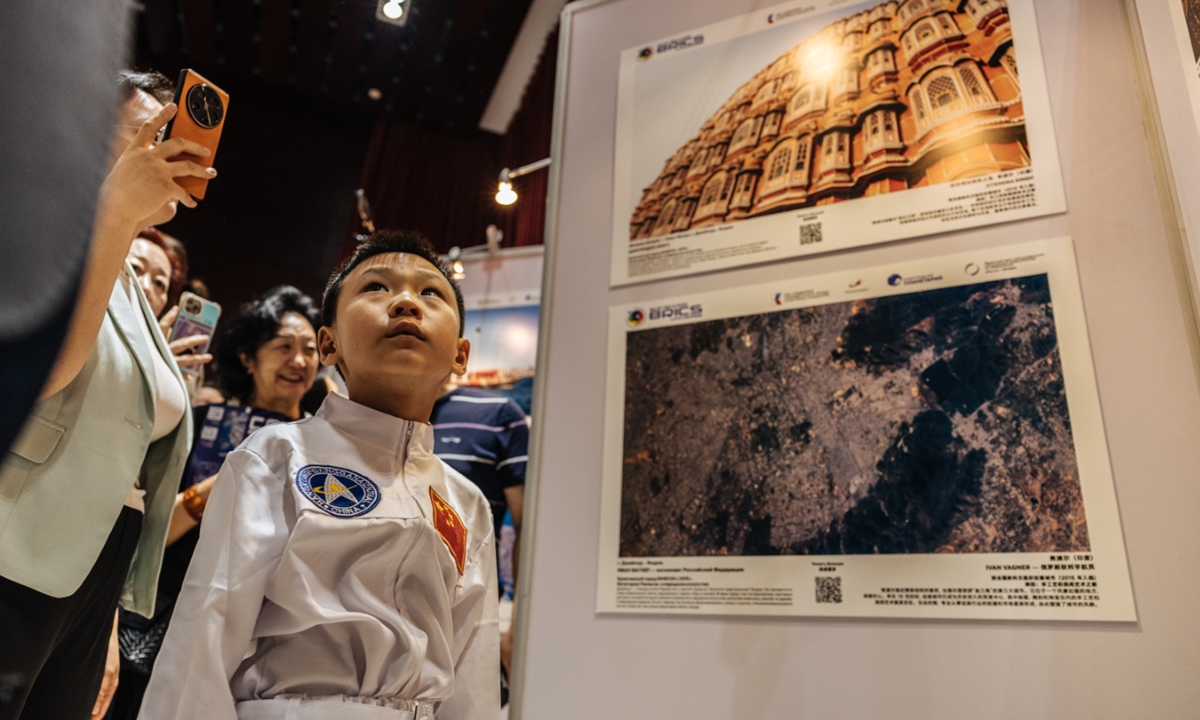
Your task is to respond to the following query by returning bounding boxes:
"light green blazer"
[0,264,192,617]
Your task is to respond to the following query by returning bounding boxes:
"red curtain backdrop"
[343,27,559,259]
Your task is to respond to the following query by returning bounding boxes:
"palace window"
[730,118,760,151]
[835,67,859,97]
[915,21,936,46]
[791,89,811,115]
[927,74,961,114]
[868,19,891,41]
[957,63,992,102]
[820,131,850,172]
[794,137,811,175]
[964,0,1002,24]
[768,143,793,182]
[656,200,678,231]
[699,172,727,210]
[1000,46,1019,83]
[754,81,777,106]
[909,86,930,127]
[937,13,958,35]
[762,111,783,137]
[867,48,896,79]
[843,31,863,52]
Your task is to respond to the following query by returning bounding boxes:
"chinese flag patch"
[430,487,467,574]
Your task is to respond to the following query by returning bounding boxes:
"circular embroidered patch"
[295,465,381,518]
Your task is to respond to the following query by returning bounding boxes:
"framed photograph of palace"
[610,0,1067,286]
[596,237,1136,621]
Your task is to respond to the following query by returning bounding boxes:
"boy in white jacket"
[141,232,498,720]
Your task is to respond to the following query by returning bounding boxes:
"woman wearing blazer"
[0,71,217,720]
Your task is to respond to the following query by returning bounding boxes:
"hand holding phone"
[161,69,229,200]
[169,292,222,377]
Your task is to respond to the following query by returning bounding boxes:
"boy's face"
[318,253,468,401]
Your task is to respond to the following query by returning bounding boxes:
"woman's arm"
[164,474,216,546]
[40,104,213,399]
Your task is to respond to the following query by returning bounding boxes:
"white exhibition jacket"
[140,393,499,720]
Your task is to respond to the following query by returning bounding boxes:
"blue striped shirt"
[430,387,528,533]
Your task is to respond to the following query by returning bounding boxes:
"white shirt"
[140,393,499,720]
[119,268,187,511]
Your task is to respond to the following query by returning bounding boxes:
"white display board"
[514,0,1200,717]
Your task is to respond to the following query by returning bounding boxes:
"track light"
[377,0,408,26]
[493,158,550,206]
[495,181,517,206]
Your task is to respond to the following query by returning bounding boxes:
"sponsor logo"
[649,303,703,321]
[768,6,815,24]
[627,309,644,326]
[777,289,831,304]
[849,279,862,288]
[965,262,981,276]
[296,465,381,518]
[888,272,945,288]
[653,34,704,55]
[637,47,653,61]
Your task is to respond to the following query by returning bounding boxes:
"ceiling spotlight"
[367,87,383,101]
[377,0,408,26]
[452,259,465,280]
[495,181,517,206]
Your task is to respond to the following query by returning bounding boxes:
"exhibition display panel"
[513,0,1200,717]
[610,0,1066,286]
[597,238,1135,621]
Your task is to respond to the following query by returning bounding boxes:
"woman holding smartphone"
[104,286,321,720]
[0,70,216,720]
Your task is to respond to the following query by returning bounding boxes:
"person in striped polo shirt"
[429,385,527,679]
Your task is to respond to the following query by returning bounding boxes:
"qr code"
[800,223,823,245]
[815,576,842,604]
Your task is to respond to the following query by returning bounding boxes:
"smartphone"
[161,69,229,200]
[170,292,222,377]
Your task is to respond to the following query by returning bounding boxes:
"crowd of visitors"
[0,68,517,720]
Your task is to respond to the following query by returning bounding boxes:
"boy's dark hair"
[215,286,322,403]
[322,230,465,337]
[119,69,175,105]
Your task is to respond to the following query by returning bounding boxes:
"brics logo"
[649,303,702,321]
[650,34,704,57]
[629,304,702,326]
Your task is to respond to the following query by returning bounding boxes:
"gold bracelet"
[182,485,206,522]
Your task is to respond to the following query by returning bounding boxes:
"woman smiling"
[215,286,322,420]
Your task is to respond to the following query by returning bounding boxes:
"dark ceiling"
[136,0,536,129]
[129,0,550,329]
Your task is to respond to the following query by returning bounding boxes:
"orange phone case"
[162,69,229,200]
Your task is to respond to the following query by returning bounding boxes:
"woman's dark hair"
[214,286,321,403]
[118,69,175,105]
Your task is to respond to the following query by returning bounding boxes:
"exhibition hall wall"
[513,0,1200,717]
